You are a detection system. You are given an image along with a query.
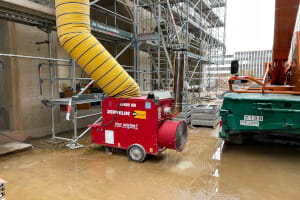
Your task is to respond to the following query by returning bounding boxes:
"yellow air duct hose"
[55,0,140,97]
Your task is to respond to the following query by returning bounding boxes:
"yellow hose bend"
[55,0,140,97]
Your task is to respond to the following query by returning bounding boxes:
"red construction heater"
[89,93,188,162]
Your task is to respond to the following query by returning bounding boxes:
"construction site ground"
[0,127,300,200]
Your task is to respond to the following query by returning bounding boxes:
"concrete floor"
[0,127,300,200]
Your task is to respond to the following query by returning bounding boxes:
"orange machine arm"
[228,32,300,94]
[228,1,300,94]
[273,0,299,61]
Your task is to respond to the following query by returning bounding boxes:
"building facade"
[235,50,272,78]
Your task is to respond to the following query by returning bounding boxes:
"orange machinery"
[229,0,300,94]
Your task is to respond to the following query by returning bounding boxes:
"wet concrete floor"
[0,127,300,200]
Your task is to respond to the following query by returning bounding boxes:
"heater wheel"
[128,144,146,162]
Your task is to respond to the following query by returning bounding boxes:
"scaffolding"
[134,0,227,100]
[0,0,227,146]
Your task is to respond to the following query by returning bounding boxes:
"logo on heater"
[132,110,146,119]
[114,122,139,130]
[107,110,130,116]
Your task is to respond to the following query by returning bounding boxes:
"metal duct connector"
[55,0,140,97]
[173,51,185,112]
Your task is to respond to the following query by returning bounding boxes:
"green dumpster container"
[219,93,300,142]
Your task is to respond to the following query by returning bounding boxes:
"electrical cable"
[101,97,130,127]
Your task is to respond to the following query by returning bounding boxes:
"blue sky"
[225,0,275,54]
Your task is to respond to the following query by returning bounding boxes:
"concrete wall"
[0,21,100,143]
[0,20,12,131]
[14,22,56,138]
